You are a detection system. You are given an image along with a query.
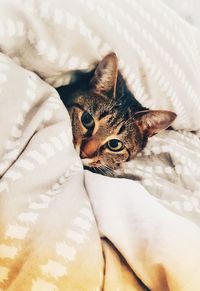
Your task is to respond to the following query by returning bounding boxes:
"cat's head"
[62,53,176,173]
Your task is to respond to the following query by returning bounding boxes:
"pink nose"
[80,139,100,159]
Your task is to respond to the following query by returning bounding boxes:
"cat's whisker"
[95,165,107,177]
[94,166,101,175]
[107,169,115,177]
[101,164,114,177]
[99,167,106,176]
[108,167,115,177]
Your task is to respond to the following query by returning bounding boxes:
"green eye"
[81,111,94,129]
[107,139,124,152]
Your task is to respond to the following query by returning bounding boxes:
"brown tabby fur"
[57,53,176,176]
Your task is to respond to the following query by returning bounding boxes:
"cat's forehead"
[79,92,133,122]
[76,90,140,131]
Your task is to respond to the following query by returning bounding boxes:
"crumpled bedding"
[0,0,200,290]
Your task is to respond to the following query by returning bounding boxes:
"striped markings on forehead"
[92,112,128,138]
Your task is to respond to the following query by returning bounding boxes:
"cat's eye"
[81,111,94,129]
[107,139,124,152]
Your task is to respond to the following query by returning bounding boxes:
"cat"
[57,53,176,177]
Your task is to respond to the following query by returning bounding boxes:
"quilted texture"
[0,0,200,290]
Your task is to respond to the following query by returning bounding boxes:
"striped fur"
[57,53,176,175]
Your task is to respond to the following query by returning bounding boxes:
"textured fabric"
[1,0,200,130]
[85,171,200,291]
[162,0,200,29]
[0,0,200,290]
[0,54,104,290]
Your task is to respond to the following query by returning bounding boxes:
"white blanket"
[0,0,200,290]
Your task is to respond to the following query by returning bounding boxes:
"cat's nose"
[80,138,99,159]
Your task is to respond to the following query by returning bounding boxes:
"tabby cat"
[57,53,176,176]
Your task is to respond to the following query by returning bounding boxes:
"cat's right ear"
[90,52,118,97]
[135,110,177,137]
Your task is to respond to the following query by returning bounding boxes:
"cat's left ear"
[135,110,177,137]
[90,52,118,97]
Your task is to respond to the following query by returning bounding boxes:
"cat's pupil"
[81,111,94,129]
[107,139,123,152]
[109,139,119,148]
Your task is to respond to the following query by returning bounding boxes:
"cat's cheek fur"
[69,108,86,153]
[81,157,101,166]
[81,158,92,167]
[102,152,129,170]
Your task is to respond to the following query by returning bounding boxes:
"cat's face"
[67,92,141,171]
[65,53,176,173]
